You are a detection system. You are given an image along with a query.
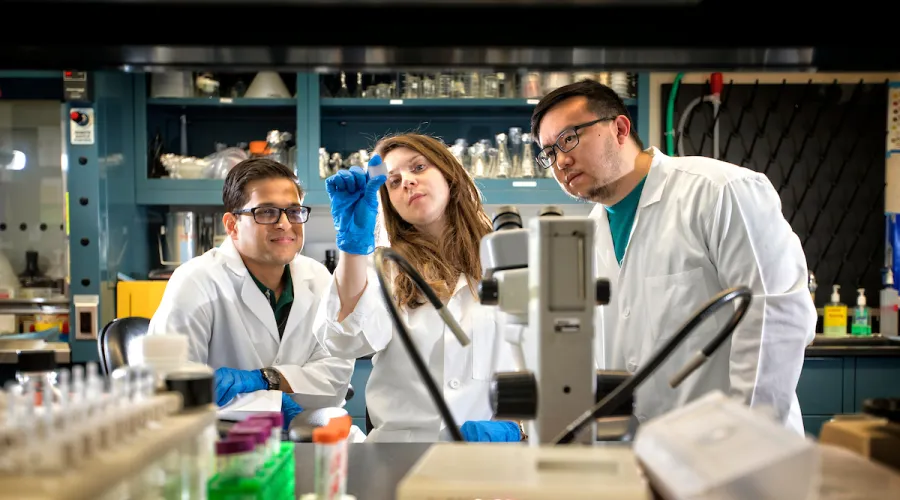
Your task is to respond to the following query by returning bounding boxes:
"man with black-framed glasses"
[148,158,354,430]
[530,79,815,436]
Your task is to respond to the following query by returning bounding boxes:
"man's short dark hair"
[531,79,644,150]
[222,158,304,213]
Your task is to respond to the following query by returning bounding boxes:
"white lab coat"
[148,238,354,409]
[591,147,816,435]
[314,268,517,442]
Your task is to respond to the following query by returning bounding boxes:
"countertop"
[291,442,900,500]
[805,335,900,357]
[0,341,70,364]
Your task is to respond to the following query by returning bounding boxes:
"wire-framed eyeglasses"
[535,117,616,169]
[233,205,311,225]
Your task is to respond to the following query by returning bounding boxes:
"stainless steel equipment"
[158,211,200,268]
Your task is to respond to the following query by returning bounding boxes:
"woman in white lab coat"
[314,133,520,443]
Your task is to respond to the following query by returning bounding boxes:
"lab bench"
[290,442,896,500]
[343,339,900,440]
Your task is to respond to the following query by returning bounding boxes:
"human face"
[225,178,306,267]
[537,96,631,202]
[383,146,451,237]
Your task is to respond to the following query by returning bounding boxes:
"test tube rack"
[0,364,218,500]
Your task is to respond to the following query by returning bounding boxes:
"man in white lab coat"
[148,158,354,425]
[530,80,816,434]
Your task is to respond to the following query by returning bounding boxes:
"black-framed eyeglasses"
[535,117,616,169]
[233,205,311,225]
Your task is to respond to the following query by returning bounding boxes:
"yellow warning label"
[64,191,70,236]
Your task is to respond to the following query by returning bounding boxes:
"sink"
[809,336,900,347]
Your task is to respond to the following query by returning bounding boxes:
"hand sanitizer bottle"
[823,285,847,337]
[851,288,872,336]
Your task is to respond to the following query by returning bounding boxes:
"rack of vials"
[0,358,219,500]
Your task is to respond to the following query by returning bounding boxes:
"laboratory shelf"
[0,71,62,79]
[320,97,637,109]
[147,97,297,108]
[135,179,225,205]
[135,178,332,206]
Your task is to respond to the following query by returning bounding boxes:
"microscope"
[390,206,769,499]
[478,205,611,445]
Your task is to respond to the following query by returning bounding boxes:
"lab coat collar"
[637,147,669,209]
[452,274,469,297]
[219,238,316,344]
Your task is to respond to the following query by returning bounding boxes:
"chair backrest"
[98,317,151,375]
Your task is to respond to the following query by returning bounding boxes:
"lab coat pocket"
[471,310,497,381]
[643,267,706,343]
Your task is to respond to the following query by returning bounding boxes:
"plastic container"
[823,285,848,337]
[216,438,257,479]
[208,442,296,500]
[633,391,820,500]
[851,288,872,336]
[313,416,353,500]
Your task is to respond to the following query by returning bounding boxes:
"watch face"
[264,368,280,389]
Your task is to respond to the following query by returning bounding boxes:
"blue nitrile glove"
[281,393,304,430]
[325,158,387,255]
[460,421,522,442]
[214,367,267,407]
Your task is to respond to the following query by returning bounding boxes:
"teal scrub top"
[605,176,647,265]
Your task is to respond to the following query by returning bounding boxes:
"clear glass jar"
[15,350,60,406]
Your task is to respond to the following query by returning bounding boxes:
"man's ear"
[223,212,239,239]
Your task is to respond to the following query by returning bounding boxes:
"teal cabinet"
[347,358,373,432]
[796,355,900,437]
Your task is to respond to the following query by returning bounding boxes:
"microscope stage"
[396,443,650,500]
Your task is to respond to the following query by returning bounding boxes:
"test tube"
[227,425,269,472]
[246,413,283,455]
[215,438,257,479]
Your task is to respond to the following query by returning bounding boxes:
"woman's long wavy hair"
[374,133,493,309]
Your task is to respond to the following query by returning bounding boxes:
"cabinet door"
[854,357,900,412]
[346,358,373,420]
[797,358,845,415]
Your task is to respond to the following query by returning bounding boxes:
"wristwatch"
[260,367,282,391]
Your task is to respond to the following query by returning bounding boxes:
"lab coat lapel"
[220,238,281,344]
[282,260,315,344]
[638,147,670,210]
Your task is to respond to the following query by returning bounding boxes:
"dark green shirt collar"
[248,266,293,318]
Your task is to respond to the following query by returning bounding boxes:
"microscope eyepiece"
[539,205,564,217]
[492,205,522,231]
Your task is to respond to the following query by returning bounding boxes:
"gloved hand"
[325,158,387,255]
[281,393,304,430]
[460,420,522,442]
[214,367,267,407]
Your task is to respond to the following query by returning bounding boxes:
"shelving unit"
[146,97,297,108]
[133,72,646,207]
[134,73,306,206]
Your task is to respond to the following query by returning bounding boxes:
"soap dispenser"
[823,285,847,337]
[851,288,872,336]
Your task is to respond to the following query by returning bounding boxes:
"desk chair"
[97,316,151,375]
